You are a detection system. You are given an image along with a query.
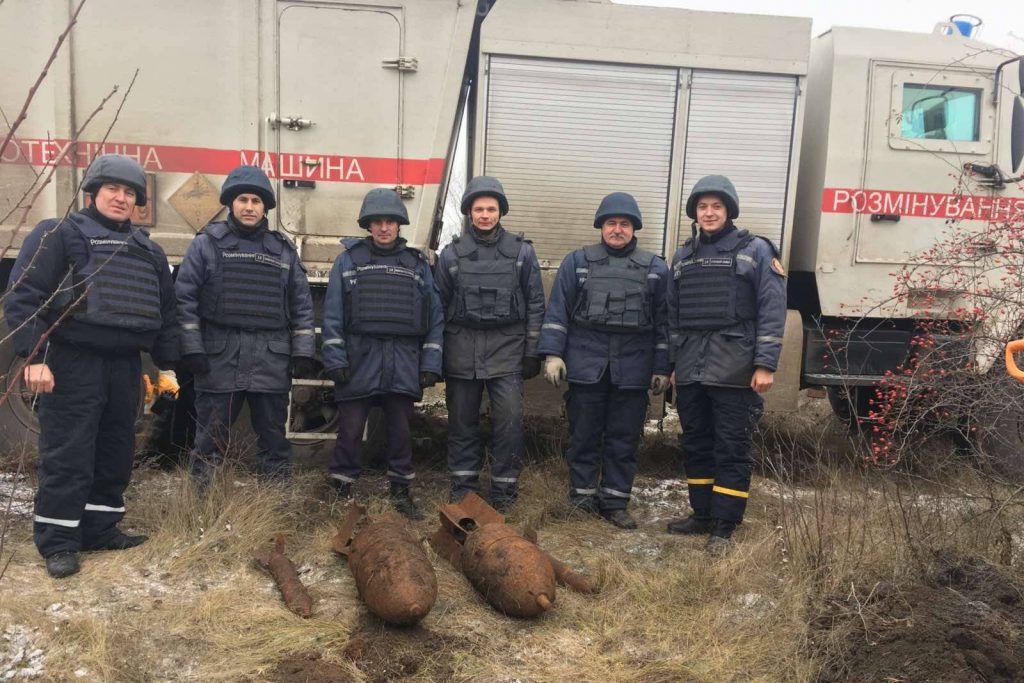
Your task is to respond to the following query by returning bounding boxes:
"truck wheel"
[826,385,875,428]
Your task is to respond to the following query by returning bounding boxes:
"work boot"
[85,531,148,551]
[705,519,738,556]
[389,483,424,521]
[330,479,352,498]
[601,508,638,530]
[570,497,600,518]
[490,494,516,515]
[666,514,714,535]
[45,551,80,579]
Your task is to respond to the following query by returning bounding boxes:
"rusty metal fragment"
[333,504,437,625]
[255,534,314,618]
[430,492,556,618]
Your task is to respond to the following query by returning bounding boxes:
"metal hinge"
[394,184,415,199]
[382,57,419,72]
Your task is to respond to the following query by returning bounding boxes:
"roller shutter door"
[679,71,798,249]
[483,56,677,263]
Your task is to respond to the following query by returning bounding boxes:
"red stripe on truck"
[822,187,1024,222]
[0,138,446,185]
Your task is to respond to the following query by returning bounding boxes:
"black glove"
[181,353,210,376]
[326,367,350,384]
[419,371,440,389]
[290,356,316,379]
[522,356,541,380]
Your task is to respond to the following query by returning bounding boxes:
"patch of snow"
[736,593,776,610]
[631,478,689,521]
[0,625,45,680]
[0,475,34,518]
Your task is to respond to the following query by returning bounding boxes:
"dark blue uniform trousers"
[675,383,764,523]
[565,371,649,512]
[190,391,292,479]
[446,375,525,505]
[330,394,415,486]
[34,342,141,558]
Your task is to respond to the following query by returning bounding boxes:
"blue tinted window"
[900,84,980,141]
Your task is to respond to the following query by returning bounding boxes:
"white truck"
[790,21,1024,419]
[0,0,1021,452]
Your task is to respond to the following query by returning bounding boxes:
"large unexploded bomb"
[431,493,595,618]
[332,504,437,625]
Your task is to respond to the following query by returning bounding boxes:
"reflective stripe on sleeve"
[422,343,442,351]
[292,329,315,337]
[451,470,480,477]
[181,323,200,331]
[542,323,567,333]
[572,487,598,495]
[492,476,518,484]
[600,487,630,499]
[323,338,345,347]
[757,336,784,344]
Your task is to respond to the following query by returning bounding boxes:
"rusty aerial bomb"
[431,493,558,618]
[333,504,437,625]
[461,521,556,616]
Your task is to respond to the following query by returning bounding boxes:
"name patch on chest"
[222,252,286,269]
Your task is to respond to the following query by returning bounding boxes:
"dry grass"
[1,399,1023,682]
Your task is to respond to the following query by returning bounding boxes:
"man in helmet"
[175,165,315,486]
[665,175,786,554]
[3,154,179,578]
[434,176,545,511]
[321,188,444,520]
[537,192,670,529]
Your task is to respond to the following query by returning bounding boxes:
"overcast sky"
[613,0,1022,51]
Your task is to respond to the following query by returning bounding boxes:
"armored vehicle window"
[900,84,980,141]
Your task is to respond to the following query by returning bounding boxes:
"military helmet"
[358,188,409,229]
[82,154,148,207]
[593,192,643,230]
[685,175,740,220]
[460,175,509,215]
[219,165,277,210]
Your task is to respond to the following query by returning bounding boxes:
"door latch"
[268,113,315,131]
[382,57,419,72]
[394,185,415,199]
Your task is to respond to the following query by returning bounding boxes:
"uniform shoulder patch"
[770,257,786,276]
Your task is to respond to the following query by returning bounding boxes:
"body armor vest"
[674,231,756,330]
[67,215,163,332]
[198,223,289,330]
[346,240,427,337]
[448,230,525,329]
[572,243,655,333]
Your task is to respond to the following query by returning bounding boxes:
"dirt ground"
[815,552,1024,683]
[1,399,1023,682]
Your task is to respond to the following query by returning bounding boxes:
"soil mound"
[816,553,1024,682]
